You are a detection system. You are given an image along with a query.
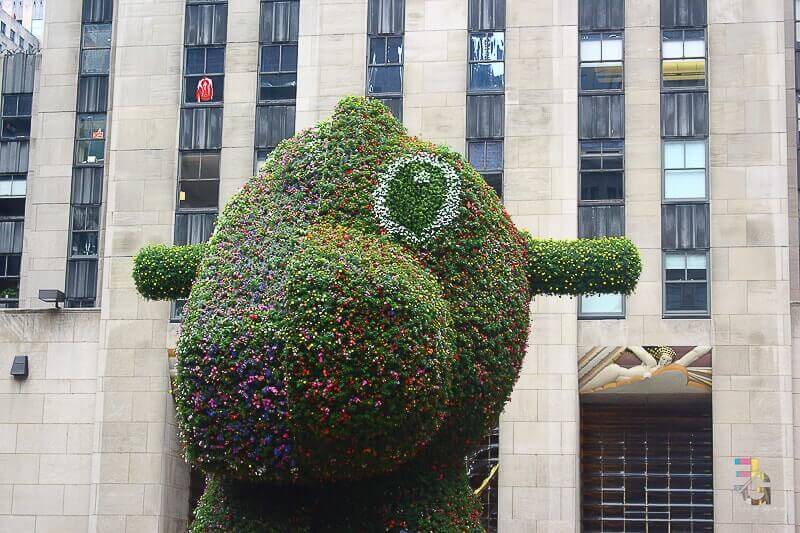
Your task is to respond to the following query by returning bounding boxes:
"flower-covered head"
[132,97,641,485]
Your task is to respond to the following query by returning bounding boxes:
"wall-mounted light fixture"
[38,289,65,309]
[10,355,28,379]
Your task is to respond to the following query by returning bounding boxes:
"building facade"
[0,0,797,531]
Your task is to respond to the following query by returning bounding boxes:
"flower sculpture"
[132,97,641,532]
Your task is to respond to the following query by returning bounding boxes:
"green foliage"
[132,243,206,300]
[132,96,641,530]
[282,224,454,480]
[523,233,642,297]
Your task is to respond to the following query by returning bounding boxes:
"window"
[468,0,505,31]
[80,24,112,75]
[367,36,403,95]
[10,30,15,43]
[185,47,225,104]
[662,203,709,250]
[83,0,114,23]
[580,140,623,201]
[175,212,217,246]
[661,0,706,29]
[0,174,25,197]
[663,140,705,200]
[664,251,708,315]
[254,148,272,174]
[1,22,6,35]
[580,32,623,92]
[468,140,503,174]
[259,43,297,101]
[579,293,624,317]
[75,114,106,165]
[662,30,705,89]
[367,0,404,120]
[261,0,300,43]
[469,32,505,92]
[70,206,100,257]
[18,37,23,49]
[65,259,98,308]
[185,3,228,46]
[178,151,220,210]
[1,94,32,140]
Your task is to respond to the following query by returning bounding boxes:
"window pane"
[2,118,30,139]
[71,232,99,256]
[180,153,202,180]
[199,152,221,179]
[5,254,20,276]
[17,95,31,116]
[581,171,623,200]
[186,48,205,74]
[179,180,219,209]
[261,45,281,72]
[369,37,387,65]
[666,283,707,312]
[81,49,110,74]
[281,44,298,70]
[485,141,503,170]
[77,115,106,139]
[76,140,106,164]
[185,75,224,104]
[686,252,708,271]
[663,58,705,89]
[0,177,10,196]
[82,23,112,49]
[368,65,402,94]
[10,177,25,196]
[468,142,485,169]
[470,32,505,62]
[580,34,601,61]
[260,73,297,100]
[581,293,623,315]
[469,62,504,91]
[684,141,706,168]
[662,31,683,58]
[386,37,402,64]
[664,142,685,169]
[580,62,623,91]
[206,47,225,73]
[2,96,15,116]
[665,169,705,199]
[601,34,622,61]
[684,30,705,57]
[665,253,686,271]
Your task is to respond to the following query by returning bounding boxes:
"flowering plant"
[131,97,641,531]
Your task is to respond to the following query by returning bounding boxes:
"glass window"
[0,254,21,277]
[579,293,624,317]
[580,140,623,201]
[259,43,298,102]
[1,23,6,35]
[664,252,708,315]
[185,47,225,104]
[367,36,404,97]
[254,148,273,174]
[81,49,110,75]
[82,23,112,49]
[0,175,25,197]
[10,30,15,42]
[3,94,32,117]
[75,114,106,165]
[579,32,623,91]
[468,140,503,172]
[18,37,23,48]
[179,152,220,210]
[662,30,706,89]
[469,31,504,92]
[664,140,706,200]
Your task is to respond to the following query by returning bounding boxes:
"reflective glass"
[81,49,110,75]
[470,32,505,62]
[261,45,281,72]
[82,23,111,49]
[664,169,705,199]
[368,66,402,94]
[469,62,504,91]
[580,293,623,315]
[260,73,297,100]
[386,37,402,64]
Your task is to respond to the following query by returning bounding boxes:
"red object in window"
[196,77,214,103]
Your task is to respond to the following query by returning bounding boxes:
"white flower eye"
[373,153,461,244]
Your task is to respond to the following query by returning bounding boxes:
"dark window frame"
[467,30,505,95]
[578,31,624,94]
[365,0,405,119]
[661,28,707,92]
[579,139,624,205]
[183,45,226,106]
[176,150,221,211]
[74,113,107,167]
[663,250,710,317]
[0,92,32,140]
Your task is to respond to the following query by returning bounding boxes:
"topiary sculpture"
[133,97,641,531]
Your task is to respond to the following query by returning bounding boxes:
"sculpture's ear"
[132,243,208,300]
[521,231,641,297]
